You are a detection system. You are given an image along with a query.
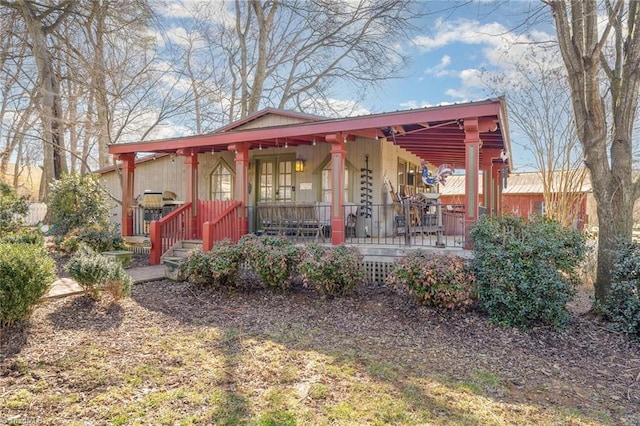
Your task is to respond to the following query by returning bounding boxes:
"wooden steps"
[161,240,202,280]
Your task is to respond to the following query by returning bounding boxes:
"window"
[407,163,417,187]
[397,159,407,196]
[210,161,234,200]
[320,159,352,203]
[534,201,546,215]
[257,158,294,202]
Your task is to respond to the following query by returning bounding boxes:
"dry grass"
[1,280,638,425]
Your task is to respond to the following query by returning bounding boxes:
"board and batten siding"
[100,136,417,234]
[234,114,313,130]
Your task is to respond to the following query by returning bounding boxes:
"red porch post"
[230,142,250,237]
[481,162,491,216]
[482,149,502,216]
[464,118,480,248]
[327,133,346,245]
[117,153,135,236]
[492,162,502,215]
[179,148,198,239]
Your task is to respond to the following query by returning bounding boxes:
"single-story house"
[104,98,513,264]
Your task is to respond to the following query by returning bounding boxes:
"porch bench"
[257,202,324,241]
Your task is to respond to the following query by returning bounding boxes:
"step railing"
[149,202,193,265]
[201,200,243,251]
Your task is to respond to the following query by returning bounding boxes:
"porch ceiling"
[109,98,512,170]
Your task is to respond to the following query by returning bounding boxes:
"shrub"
[386,251,475,310]
[300,244,365,298]
[470,215,586,330]
[66,246,132,300]
[0,242,56,327]
[0,182,29,234]
[239,235,300,290]
[1,228,44,246]
[58,223,127,254]
[48,173,113,236]
[605,240,640,340]
[179,239,243,288]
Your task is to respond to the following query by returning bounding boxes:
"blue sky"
[365,1,556,113]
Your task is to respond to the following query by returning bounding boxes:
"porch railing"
[142,200,467,265]
[246,202,468,248]
[149,202,193,265]
[200,200,243,251]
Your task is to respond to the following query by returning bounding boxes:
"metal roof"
[440,170,592,196]
[108,98,512,170]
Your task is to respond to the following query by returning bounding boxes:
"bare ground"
[1,261,639,424]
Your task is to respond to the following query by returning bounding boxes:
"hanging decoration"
[359,155,372,218]
[421,160,453,187]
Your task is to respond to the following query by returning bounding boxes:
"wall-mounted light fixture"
[295,156,306,172]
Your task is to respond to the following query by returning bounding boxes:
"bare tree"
[157,9,232,134]
[0,7,41,192]
[543,0,640,304]
[175,0,420,122]
[0,0,77,200]
[488,50,587,228]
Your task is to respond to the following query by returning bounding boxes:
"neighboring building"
[440,170,594,230]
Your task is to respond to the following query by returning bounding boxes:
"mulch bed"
[1,272,639,423]
[1,246,639,423]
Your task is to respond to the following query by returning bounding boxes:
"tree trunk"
[17,2,70,200]
[547,0,640,305]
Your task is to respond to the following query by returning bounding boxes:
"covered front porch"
[107,99,512,265]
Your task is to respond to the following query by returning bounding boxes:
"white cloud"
[412,18,556,69]
[297,97,370,118]
[412,18,515,52]
[411,18,558,101]
[424,55,452,77]
[399,100,420,109]
[326,99,371,117]
[154,1,234,25]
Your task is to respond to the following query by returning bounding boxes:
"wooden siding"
[101,136,442,236]
[101,155,184,227]
[235,114,314,130]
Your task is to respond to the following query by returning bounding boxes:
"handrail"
[149,202,193,265]
[202,200,242,252]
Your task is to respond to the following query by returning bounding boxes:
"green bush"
[300,244,365,298]
[386,251,475,310]
[605,240,640,340]
[179,239,243,288]
[0,182,29,234]
[239,235,300,290]
[0,242,56,327]
[470,215,586,330]
[66,246,132,300]
[1,228,44,246]
[58,223,127,254]
[48,173,113,236]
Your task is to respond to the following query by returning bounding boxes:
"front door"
[256,157,295,202]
